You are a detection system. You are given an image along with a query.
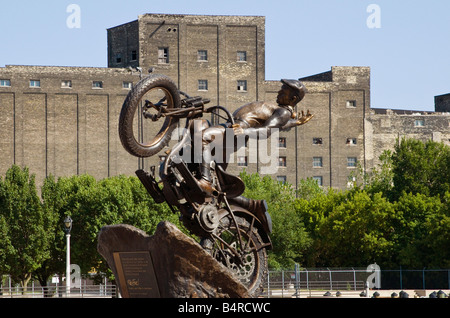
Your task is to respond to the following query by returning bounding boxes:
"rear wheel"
[118,74,181,158]
[201,214,268,297]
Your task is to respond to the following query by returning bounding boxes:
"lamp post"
[63,216,72,295]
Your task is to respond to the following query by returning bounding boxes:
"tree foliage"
[240,172,311,269]
[391,138,450,200]
[393,192,450,268]
[0,165,54,290]
[297,139,450,269]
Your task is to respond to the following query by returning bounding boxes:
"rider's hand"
[232,124,244,135]
[296,110,314,125]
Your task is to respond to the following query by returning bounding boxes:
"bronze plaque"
[113,251,160,298]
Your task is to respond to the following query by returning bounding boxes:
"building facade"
[107,14,266,111]
[1,14,449,190]
[365,108,450,169]
[0,65,140,185]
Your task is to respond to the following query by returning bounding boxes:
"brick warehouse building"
[1,13,449,190]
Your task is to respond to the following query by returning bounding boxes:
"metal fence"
[0,285,116,298]
[262,267,450,298]
[2,267,449,298]
[0,275,117,298]
[263,268,368,298]
[378,268,450,290]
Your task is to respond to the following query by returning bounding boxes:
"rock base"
[97,221,249,298]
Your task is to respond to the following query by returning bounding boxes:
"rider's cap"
[281,79,306,101]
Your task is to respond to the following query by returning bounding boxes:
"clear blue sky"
[0,0,449,111]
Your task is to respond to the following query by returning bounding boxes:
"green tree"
[240,172,311,269]
[0,165,52,291]
[296,177,325,200]
[33,174,79,291]
[295,188,347,267]
[391,138,450,200]
[0,214,12,277]
[318,190,398,267]
[393,192,450,268]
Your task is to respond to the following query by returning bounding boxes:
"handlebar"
[181,96,210,108]
[143,91,234,125]
[143,95,210,121]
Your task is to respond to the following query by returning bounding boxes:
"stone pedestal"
[97,221,249,298]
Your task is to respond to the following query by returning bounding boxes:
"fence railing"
[262,268,450,298]
[2,268,449,298]
[0,285,116,298]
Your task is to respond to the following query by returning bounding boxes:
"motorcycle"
[118,73,272,296]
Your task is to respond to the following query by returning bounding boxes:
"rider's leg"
[197,125,226,194]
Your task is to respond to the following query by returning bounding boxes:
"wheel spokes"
[209,216,258,284]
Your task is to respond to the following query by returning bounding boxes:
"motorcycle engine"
[198,203,220,232]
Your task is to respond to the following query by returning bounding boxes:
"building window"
[347,157,357,168]
[92,81,103,89]
[313,137,323,145]
[123,82,132,90]
[278,156,287,167]
[197,50,208,61]
[131,50,137,61]
[414,119,425,127]
[198,80,208,91]
[278,137,286,148]
[237,80,247,92]
[313,157,323,168]
[158,47,169,64]
[237,51,247,62]
[115,53,122,64]
[29,80,40,88]
[61,80,72,88]
[238,156,248,167]
[0,79,11,87]
[277,176,287,184]
[346,138,357,145]
[346,100,356,108]
[313,176,323,186]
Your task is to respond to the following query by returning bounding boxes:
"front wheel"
[201,214,268,297]
[118,74,181,158]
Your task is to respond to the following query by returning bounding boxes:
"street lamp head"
[63,216,72,235]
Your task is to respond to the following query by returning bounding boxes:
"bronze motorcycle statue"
[118,73,272,296]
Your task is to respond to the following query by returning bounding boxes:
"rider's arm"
[281,110,314,130]
[238,108,292,137]
[235,108,313,137]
